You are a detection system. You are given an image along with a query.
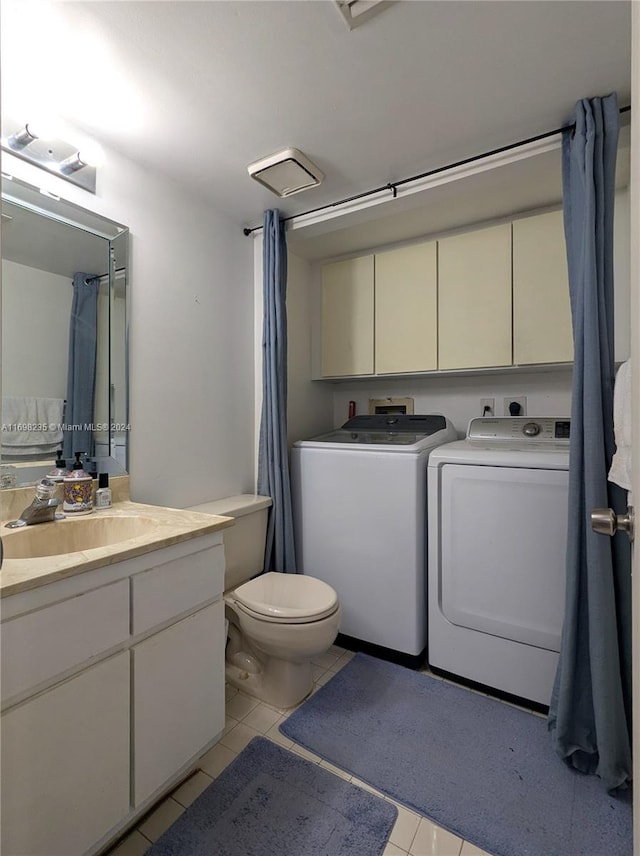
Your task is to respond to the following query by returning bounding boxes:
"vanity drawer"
[131,544,224,636]
[1,579,130,705]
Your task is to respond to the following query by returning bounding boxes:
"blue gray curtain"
[548,93,632,792]
[257,210,297,572]
[62,273,99,460]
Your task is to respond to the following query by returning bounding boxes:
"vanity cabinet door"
[1,652,130,856]
[1,578,130,705]
[133,600,225,805]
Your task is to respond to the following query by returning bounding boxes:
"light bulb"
[23,118,60,140]
[59,141,104,175]
[76,141,104,168]
[7,117,60,149]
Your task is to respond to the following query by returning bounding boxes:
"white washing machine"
[427,416,571,705]
[291,414,457,665]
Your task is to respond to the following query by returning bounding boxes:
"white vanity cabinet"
[1,534,226,856]
[129,541,225,805]
[133,600,225,804]
[2,652,130,856]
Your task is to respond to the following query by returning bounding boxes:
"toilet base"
[225,656,314,709]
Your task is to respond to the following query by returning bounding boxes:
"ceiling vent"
[247,148,324,197]
[334,0,395,30]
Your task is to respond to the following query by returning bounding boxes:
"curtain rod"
[242,104,631,237]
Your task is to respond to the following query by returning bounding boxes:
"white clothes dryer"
[291,414,457,666]
[427,416,571,706]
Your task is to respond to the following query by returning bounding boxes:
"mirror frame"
[1,174,130,487]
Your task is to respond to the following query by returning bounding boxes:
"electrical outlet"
[480,398,494,416]
[504,396,527,416]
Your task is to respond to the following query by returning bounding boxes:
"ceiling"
[0,1,632,235]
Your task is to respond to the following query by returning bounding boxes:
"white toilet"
[188,495,341,709]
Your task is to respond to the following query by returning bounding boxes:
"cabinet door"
[321,256,374,377]
[438,224,512,369]
[1,652,130,856]
[512,210,573,365]
[133,601,225,805]
[375,241,437,373]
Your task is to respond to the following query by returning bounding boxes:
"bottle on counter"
[47,451,70,502]
[62,452,94,515]
[95,472,112,509]
[48,451,70,482]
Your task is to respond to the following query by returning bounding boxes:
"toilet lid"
[232,572,339,623]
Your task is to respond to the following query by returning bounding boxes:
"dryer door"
[439,464,568,651]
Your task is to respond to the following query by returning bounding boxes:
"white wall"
[1,260,72,398]
[2,146,256,507]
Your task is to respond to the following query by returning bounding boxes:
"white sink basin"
[2,515,160,559]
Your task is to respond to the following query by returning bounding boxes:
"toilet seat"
[231,572,339,624]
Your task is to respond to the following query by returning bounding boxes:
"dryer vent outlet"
[504,397,527,416]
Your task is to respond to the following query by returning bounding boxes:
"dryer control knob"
[522,421,541,437]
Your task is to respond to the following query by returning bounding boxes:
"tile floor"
[107,646,543,856]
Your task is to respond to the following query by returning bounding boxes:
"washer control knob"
[522,421,541,437]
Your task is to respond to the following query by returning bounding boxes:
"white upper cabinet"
[375,241,438,374]
[438,223,512,370]
[316,207,588,378]
[321,255,374,377]
[512,210,573,365]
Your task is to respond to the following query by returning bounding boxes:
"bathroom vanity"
[0,487,233,856]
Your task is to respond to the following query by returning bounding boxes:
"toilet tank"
[187,495,272,591]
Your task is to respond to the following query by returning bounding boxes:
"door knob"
[591,506,635,541]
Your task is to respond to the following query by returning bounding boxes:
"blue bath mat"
[146,736,397,856]
[280,653,632,856]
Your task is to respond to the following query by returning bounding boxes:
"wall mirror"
[1,175,129,488]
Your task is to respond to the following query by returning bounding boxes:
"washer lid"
[232,572,339,622]
[341,414,447,434]
[300,414,455,448]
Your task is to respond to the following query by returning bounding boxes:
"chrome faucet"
[12,479,61,526]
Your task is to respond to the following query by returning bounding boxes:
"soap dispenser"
[63,453,94,514]
[47,450,70,503]
[48,451,70,483]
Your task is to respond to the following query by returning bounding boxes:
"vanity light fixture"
[7,122,40,150]
[247,148,324,197]
[1,116,101,193]
[59,142,104,175]
[59,152,90,175]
